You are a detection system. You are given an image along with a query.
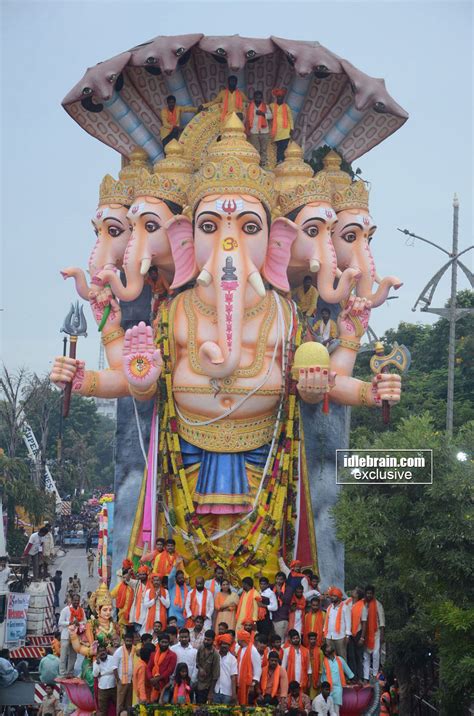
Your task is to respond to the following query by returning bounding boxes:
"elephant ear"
[263,217,298,292]
[166,216,197,288]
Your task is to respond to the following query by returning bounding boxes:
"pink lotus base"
[55,678,95,716]
[341,685,375,716]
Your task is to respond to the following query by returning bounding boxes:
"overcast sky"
[1,0,472,377]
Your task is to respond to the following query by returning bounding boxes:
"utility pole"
[398,194,474,435]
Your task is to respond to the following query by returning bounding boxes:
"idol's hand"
[89,288,122,330]
[338,295,372,339]
[372,373,402,406]
[297,367,336,404]
[50,358,85,393]
[123,321,163,390]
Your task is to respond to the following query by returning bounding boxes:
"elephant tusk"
[197,269,213,287]
[140,258,151,276]
[310,258,320,273]
[248,271,266,298]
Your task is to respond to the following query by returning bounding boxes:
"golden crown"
[278,172,332,217]
[314,150,352,197]
[187,114,277,213]
[99,147,151,206]
[332,180,369,212]
[133,140,192,207]
[90,582,113,612]
[274,142,313,192]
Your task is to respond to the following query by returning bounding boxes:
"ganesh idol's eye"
[246,49,257,59]
[216,47,227,56]
[341,231,357,243]
[199,220,217,234]
[144,220,160,233]
[175,47,186,57]
[368,229,376,244]
[92,226,99,237]
[108,226,124,238]
[242,221,261,235]
[303,224,319,238]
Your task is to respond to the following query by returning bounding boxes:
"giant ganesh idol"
[51,114,402,580]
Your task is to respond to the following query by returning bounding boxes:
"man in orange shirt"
[133,642,155,705]
[160,95,197,146]
[236,577,260,631]
[258,650,288,707]
[202,75,248,124]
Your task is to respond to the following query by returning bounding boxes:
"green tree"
[334,415,474,714]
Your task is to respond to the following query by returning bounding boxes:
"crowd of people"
[49,535,396,715]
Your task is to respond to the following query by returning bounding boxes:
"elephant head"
[168,192,295,379]
[277,150,359,302]
[61,148,149,299]
[332,180,402,308]
[98,141,193,301]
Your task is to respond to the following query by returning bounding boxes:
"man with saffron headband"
[185,576,214,630]
[130,565,150,633]
[212,633,238,705]
[160,95,198,147]
[236,629,262,705]
[278,557,310,593]
[168,567,189,627]
[58,593,86,677]
[202,75,248,124]
[360,584,385,682]
[246,90,273,168]
[321,644,354,716]
[143,573,170,635]
[258,649,288,707]
[110,561,134,627]
[303,596,325,647]
[270,88,294,163]
[323,586,351,660]
[236,576,260,631]
[112,628,134,714]
[282,629,311,693]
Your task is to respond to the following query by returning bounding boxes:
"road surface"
[52,546,100,606]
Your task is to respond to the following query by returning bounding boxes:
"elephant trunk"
[198,254,247,379]
[353,241,402,308]
[60,268,90,301]
[357,275,403,308]
[98,266,145,302]
[317,262,361,304]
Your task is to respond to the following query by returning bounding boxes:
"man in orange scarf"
[270,88,294,164]
[133,642,155,705]
[143,573,170,635]
[258,650,288,707]
[112,628,135,713]
[185,576,214,629]
[110,561,134,626]
[246,90,273,167]
[58,593,86,677]
[321,643,354,714]
[202,75,248,124]
[323,586,351,660]
[257,576,278,636]
[304,596,325,647]
[360,585,385,682]
[344,587,365,682]
[236,629,262,705]
[282,629,311,692]
[130,566,150,633]
[236,577,260,631]
[168,567,189,627]
[288,584,306,637]
[213,633,238,705]
[307,632,322,700]
[148,632,177,703]
[160,96,198,146]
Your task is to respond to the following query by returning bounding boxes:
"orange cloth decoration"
[121,645,131,685]
[69,606,85,623]
[323,656,346,690]
[351,599,365,636]
[365,599,378,650]
[216,634,233,647]
[237,641,254,705]
[286,645,310,691]
[261,664,281,698]
[173,581,189,608]
[153,551,176,577]
[236,588,258,628]
[328,586,343,599]
[134,658,152,702]
[272,88,286,98]
[309,646,322,688]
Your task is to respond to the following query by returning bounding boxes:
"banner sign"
[5,592,30,645]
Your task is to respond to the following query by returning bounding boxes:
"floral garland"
[134,706,274,716]
[154,296,303,573]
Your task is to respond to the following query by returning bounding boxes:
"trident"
[60,302,88,418]
[370,341,411,425]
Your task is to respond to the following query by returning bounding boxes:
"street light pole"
[446,195,459,436]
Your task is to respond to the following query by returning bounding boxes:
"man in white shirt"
[282,629,312,692]
[190,615,206,649]
[22,527,48,580]
[112,630,134,714]
[170,627,198,683]
[312,680,337,715]
[212,634,238,705]
[360,585,385,681]
[204,566,225,596]
[257,576,278,636]
[92,645,116,716]
[185,576,214,630]
[236,630,262,705]
[57,593,86,677]
[0,556,11,591]
[246,90,273,168]
[40,523,54,578]
[142,574,170,635]
[130,567,149,633]
[323,586,351,660]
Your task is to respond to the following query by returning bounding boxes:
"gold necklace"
[192,287,269,321]
[183,289,276,379]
